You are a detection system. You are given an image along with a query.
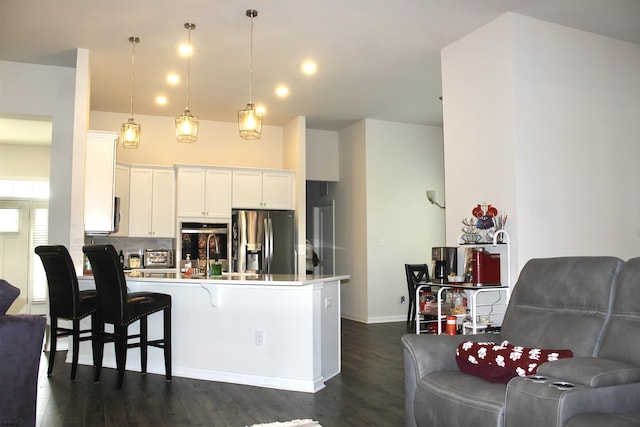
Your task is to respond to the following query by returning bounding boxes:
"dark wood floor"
[36,319,409,427]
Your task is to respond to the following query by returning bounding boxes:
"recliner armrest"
[505,376,640,427]
[402,333,489,427]
[538,357,640,388]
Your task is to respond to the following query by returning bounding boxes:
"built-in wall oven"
[180,222,230,273]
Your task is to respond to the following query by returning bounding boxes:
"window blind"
[30,207,49,303]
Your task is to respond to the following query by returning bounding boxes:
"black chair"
[35,245,98,380]
[405,264,430,328]
[82,244,172,390]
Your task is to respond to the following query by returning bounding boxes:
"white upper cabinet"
[111,163,130,237]
[84,131,117,235]
[176,166,232,220]
[232,169,295,210]
[128,166,175,237]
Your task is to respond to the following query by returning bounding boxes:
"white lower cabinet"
[176,167,231,219]
[128,166,175,237]
[232,169,294,210]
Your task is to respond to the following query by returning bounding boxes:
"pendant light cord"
[128,37,139,120]
[186,25,192,111]
[249,13,254,105]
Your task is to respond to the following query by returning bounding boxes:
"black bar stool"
[405,264,430,329]
[35,245,98,380]
[82,244,172,390]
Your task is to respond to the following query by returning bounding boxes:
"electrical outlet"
[255,330,264,346]
[400,296,406,304]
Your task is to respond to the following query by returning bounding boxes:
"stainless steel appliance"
[180,222,230,272]
[143,249,175,268]
[232,210,296,274]
[432,247,458,283]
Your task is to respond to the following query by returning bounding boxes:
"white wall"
[0,55,88,268]
[337,121,368,321]
[0,145,51,178]
[442,13,640,278]
[90,111,285,168]
[283,116,307,274]
[365,120,445,322]
[337,119,446,323]
[306,129,339,181]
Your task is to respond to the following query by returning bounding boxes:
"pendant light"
[121,36,141,148]
[176,23,199,143]
[238,9,263,140]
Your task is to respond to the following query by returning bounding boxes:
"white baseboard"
[74,354,326,393]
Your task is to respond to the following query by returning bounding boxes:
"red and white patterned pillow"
[456,340,573,384]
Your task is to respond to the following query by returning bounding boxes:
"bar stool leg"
[93,320,105,383]
[164,307,172,381]
[71,319,81,380]
[115,325,128,390]
[48,317,58,376]
[90,313,98,368]
[140,317,148,374]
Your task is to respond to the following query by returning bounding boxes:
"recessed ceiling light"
[301,60,317,75]
[167,74,180,85]
[156,96,167,105]
[256,105,266,115]
[275,85,289,97]
[178,43,193,56]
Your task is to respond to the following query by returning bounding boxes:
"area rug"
[246,420,321,427]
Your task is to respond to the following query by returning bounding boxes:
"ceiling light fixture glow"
[175,23,199,143]
[238,9,263,140]
[120,36,141,149]
[167,74,180,85]
[275,86,289,97]
[301,60,317,75]
[156,96,167,105]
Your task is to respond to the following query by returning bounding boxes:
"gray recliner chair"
[402,256,628,427]
[506,257,640,427]
[0,280,47,427]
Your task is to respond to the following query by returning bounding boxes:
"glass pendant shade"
[120,117,141,148]
[175,109,199,143]
[238,103,262,140]
[176,23,198,143]
[239,9,262,140]
[122,36,141,148]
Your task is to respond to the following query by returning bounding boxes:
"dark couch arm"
[402,333,489,427]
[0,314,47,427]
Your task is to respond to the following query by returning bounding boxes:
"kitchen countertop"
[80,272,350,286]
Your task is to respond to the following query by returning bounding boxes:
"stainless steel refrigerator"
[232,210,296,274]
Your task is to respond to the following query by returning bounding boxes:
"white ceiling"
[1,0,639,134]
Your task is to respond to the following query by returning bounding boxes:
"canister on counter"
[446,315,458,335]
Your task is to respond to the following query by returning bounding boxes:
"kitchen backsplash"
[84,236,175,262]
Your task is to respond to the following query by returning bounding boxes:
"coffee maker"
[432,247,458,283]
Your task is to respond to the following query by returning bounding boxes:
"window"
[0,179,49,199]
[30,207,49,303]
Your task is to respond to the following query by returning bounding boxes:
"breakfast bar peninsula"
[76,273,349,393]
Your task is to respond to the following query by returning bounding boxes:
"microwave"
[143,249,175,268]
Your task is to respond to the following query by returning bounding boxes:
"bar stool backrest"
[35,245,82,319]
[83,244,128,325]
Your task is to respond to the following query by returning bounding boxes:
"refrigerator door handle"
[263,217,271,274]
[267,218,274,274]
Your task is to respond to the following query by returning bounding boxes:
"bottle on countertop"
[210,259,222,276]
[119,250,125,268]
[184,254,192,278]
